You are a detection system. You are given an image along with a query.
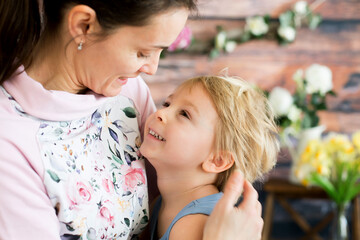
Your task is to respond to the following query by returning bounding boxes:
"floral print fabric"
[5,89,149,239]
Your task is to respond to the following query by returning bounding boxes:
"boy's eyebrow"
[183,99,200,115]
[167,94,199,115]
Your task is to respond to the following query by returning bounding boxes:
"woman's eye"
[179,110,190,119]
[138,52,150,58]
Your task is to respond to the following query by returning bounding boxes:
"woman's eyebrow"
[152,45,169,50]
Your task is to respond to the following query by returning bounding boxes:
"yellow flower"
[301,179,310,187]
[294,130,360,202]
[353,131,360,150]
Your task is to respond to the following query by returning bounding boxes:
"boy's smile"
[148,128,166,141]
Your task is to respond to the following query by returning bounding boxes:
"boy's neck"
[156,168,219,206]
[153,164,220,238]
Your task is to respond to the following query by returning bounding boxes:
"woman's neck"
[26,36,84,94]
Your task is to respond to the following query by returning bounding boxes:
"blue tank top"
[149,192,223,240]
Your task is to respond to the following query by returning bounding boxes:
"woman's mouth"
[148,129,166,141]
[117,78,128,85]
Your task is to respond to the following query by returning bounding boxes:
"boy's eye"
[179,110,190,119]
[162,101,170,108]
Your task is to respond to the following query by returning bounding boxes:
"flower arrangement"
[293,131,360,205]
[164,1,324,59]
[268,63,335,135]
[210,0,322,57]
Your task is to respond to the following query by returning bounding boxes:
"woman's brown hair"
[0,0,198,84]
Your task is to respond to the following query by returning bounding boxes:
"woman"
[0,0,263,239]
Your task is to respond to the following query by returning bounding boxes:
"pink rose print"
[67,175,94,209]
[168,26,192,52]
[120,165,146,192]
[99,200,115,228]
[102,177,115,193]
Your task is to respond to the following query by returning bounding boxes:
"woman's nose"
[139,55,160,75]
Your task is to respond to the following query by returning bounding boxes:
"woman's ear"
[202,152,235,173]
[67,5,98,45]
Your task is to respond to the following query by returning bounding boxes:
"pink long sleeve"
[0,104,61,239]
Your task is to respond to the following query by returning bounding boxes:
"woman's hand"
[203,171,263,240]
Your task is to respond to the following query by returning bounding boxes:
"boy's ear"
[202,152,235,173]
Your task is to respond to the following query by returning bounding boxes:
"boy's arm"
[169,214,208,240]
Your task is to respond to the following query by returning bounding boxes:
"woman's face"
[79,8,189,97]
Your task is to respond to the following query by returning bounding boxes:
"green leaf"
[124,218,130,227]
[327,90,337,97]
[122,107,137,118]
[347,184,360,201]
[301,113,316,129]
[310,174,338,202]
[112,171,117,184]
[107,140,115,155]
[209,49,220,59]
[140,215,149,224]
[264,14,271,24]
[277,116,292,128]
[160,50,166,59]
[308,14,322,30]
[279,10,295,27]
[240,30,251,43]
[66,223,75,231]
[47,170,60,183]
[112,154,123,165]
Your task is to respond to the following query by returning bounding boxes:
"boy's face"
[140,84,218,171]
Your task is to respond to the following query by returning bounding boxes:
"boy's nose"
[155,109,167,123]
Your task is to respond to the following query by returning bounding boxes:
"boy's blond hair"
[179,76,279,190]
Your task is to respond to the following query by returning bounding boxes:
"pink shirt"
[0,69,156,239]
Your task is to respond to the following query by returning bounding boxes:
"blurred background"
[141,0,360,239]
[142,0,360,134]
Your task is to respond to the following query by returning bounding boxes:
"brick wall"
[141,0,360,133]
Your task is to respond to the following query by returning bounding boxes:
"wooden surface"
[262,178,360,240]
[196,0,360,20]
[142,0,360,133]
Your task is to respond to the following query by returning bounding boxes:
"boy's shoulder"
[168,193,223,240]
[169,214,208,240]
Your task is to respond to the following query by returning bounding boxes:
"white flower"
[277,26,296,42]
[292,69,304,86]
[224,41,237,53]
[215,31,227,50]
[268,87,293,116]
[293,1,308,15]
[305,64,333,95]
[246,16,269,36]
[287,105,302,122]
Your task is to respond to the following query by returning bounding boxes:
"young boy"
[140,76,279,240]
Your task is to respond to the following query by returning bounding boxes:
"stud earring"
[77,41,83,50]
